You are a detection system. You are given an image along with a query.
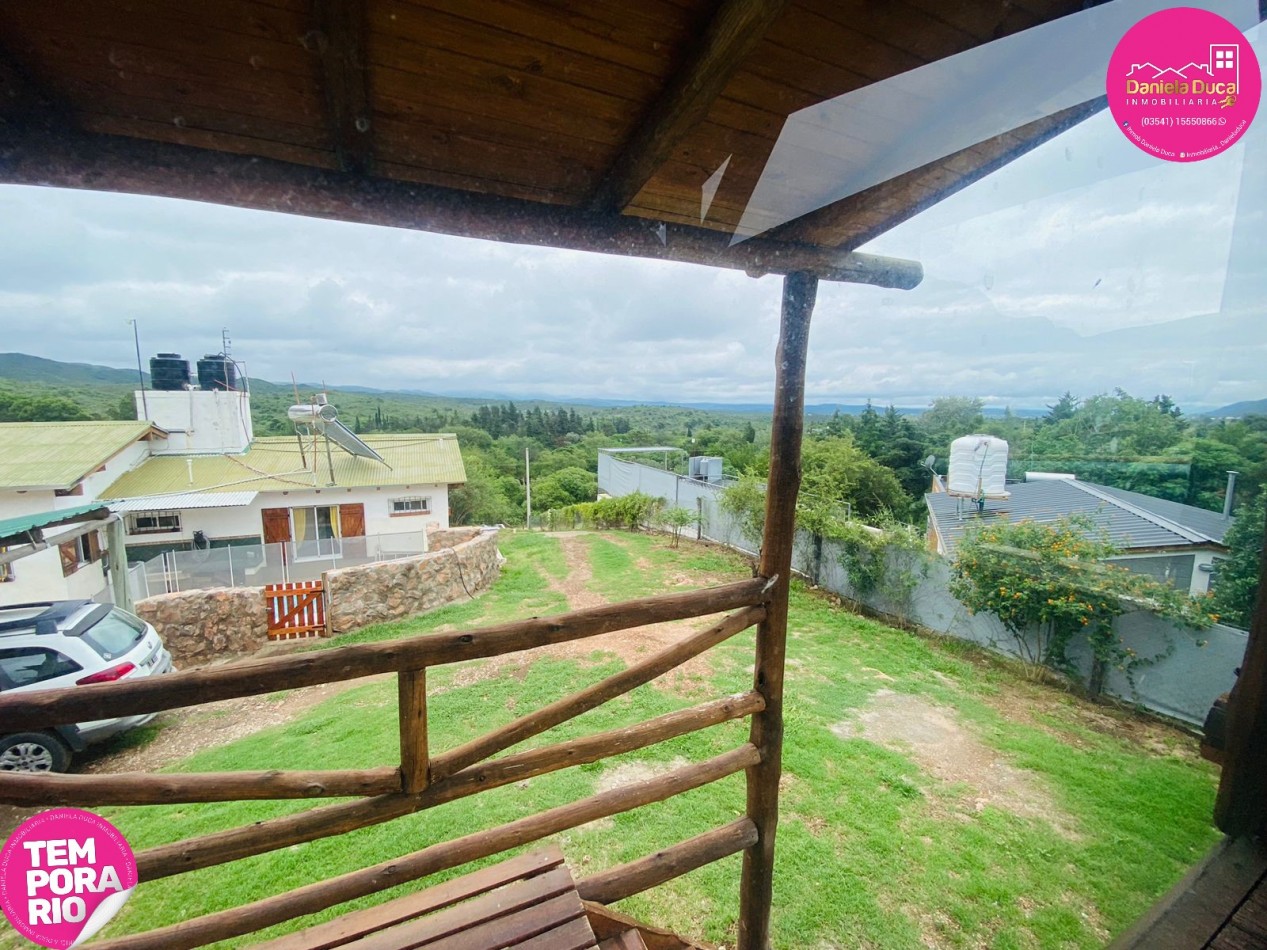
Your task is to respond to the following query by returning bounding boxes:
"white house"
[0,377,467,602]
[0,420,162,605]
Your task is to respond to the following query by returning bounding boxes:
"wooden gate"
[264,581,326,640]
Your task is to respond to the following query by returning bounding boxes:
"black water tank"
[197,354,236,392]
[149,353,190,391]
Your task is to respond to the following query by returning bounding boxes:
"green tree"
[800,435,907,519]
[657,505,699,547]
[918,396,985,451]
[949,515,1214,691]
[531,466,597,511]
[1209,494,1265,630]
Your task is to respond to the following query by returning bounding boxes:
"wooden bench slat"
[406,890,587,950]
[255,847,567,950]
[517,915,602,950]
[366,867,576,950]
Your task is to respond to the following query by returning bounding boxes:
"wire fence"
[127,530,429,599]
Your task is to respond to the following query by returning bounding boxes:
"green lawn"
[93,530,1219,949]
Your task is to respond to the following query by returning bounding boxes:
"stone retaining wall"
[135,586,268,666]
[425,526,484,550]
[135,529,503,665]
[326,529,501,633]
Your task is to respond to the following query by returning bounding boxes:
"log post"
[398,669,428,794]
[738,271,817,950]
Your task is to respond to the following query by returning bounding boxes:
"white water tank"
[947,435,1010,499]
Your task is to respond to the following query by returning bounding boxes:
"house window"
[0,548,12,583]
[390,496,430,516]
[59,533,100,578]
[292,505,341,559]
[128,511,182,535]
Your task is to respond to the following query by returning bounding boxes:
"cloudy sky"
[0,70,1263,411]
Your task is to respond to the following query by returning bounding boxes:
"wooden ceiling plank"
[799,0,981,66]
[586,0,789,214]
[391,0,684,78]
[0,121,922,288]
[373,115,601,199]
[370,58,632,147]
[313,0,373,174]
[78,113,338,168]
[28,55,326,131]
[0,3,316,78]
[51,80,331,148]
[371,2,663,106]
[372,99,616,171]
[15,31,322,116]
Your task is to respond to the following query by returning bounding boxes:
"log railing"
[0,577,774,949]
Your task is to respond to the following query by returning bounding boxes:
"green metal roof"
[0,421,158,490]
[0,504,110,546]
[102,434,467,499]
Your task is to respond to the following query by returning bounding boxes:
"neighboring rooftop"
[101,434,466,499]
[926,478,1231,558]
[0,421,160,491]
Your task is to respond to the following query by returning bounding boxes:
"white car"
[0,600,174,772]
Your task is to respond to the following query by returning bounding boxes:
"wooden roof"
[0,0,1098,287]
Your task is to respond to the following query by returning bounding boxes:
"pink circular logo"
[1107,7,1260,161]
[0,809,137,948]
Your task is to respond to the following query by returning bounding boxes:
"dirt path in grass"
[834,689,1083,840]
[453,533,720,694]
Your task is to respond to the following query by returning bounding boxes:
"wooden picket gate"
[265,581,327,640]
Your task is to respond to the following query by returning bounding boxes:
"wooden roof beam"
[587,0,788,214]
[0,122,922,288]
[311,0,372,175]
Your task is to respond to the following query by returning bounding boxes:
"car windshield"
[79,609,146,662]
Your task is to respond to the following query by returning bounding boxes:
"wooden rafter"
[312,0,373,175]
[0,121,922,287]
[587,0,788,214]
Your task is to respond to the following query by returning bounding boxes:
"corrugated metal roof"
[108,491,258,513]
[1091,483,1231,544]
[0,421,158,490]
[101,434,466,499]
[0,504,110,546]
[926,479,1228,557]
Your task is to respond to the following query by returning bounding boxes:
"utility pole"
[525,447,532,530]
[129,319,148,420]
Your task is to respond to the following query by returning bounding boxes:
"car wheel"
[0,732,71,773]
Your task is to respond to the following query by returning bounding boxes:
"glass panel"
[78,609,146,661]
[0,648,82,688]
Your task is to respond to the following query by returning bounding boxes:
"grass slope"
[88,531,1218,949]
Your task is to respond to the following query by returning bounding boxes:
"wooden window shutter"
[59,541,78,577]
[261,508,293,544]
[339,504,366,538]
[86,531,102,563]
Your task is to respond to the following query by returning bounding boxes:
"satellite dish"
[288,397,389,483]
[924,455,936,469]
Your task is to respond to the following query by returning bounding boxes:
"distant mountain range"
[1,352,1258,419]
[1204,399,1267,418]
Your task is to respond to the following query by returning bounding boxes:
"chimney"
[1224,471,1239,519]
